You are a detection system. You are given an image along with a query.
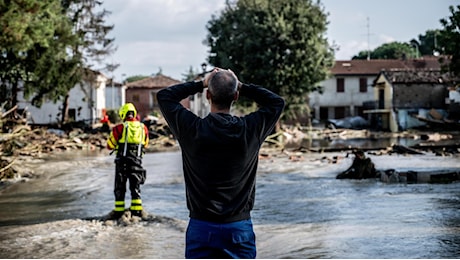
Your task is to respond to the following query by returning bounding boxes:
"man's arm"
[239,83,285,139]
[239,83,284,110]
[107,124,122,150]
[157,81,204,139]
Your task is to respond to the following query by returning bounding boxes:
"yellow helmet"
[119,103,137,120]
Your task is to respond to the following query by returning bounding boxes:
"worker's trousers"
[113,160,145,212]
[185,218,256,259]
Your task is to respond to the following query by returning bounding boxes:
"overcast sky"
[101,0,458,81]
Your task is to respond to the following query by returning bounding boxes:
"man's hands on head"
[203,67,242,90]
[203,67,221,88]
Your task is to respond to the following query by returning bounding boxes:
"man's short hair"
[208,70,238,109]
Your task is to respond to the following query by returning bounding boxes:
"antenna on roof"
[366,17,370,61]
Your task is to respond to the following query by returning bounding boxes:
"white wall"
[105,84,126,110]
[18,73,108,125]
[310,76,375,119]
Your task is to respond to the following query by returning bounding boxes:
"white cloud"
[378,33,397,44]
[103,0,226,80]
[101,0,456,81]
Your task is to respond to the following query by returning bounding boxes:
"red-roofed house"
[125,74,182,119]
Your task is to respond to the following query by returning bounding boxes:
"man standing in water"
[157,68,284,258]
[107,103,149,219]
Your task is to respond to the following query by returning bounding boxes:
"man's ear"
[233,91,239,101]
[206,89,211,100]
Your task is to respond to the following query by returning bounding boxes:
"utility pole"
[367,17,370,61]
[106,61,119,109]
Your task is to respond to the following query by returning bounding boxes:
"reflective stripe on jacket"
[107,120,149,157]
[118,121,145,158]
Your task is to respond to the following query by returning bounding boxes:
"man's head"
[119,103,137,121]
[206,69,239,111]
[353,150,365,160]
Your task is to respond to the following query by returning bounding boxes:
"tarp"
[327,116,369,129]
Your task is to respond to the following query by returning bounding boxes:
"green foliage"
[353,42,416,60]
[0,0,57,50]
[125,75,149,83]
[59,0,116,124]
[182,66,200,82]
[23,7,80,107]
[0,0,72,108]
[438,5,460,79]
[205,0,335,120]
[416,30,440,56]
[0,0,115,126]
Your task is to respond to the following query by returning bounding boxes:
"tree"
[437,5,460,80]
[352,42,416,60]
[205,0,334,122]
[0,0,116,126]
[125,75,149,83]
[0,0,73,110]
[182,66,201,82]
[415,29,441,56]
[60,0,116,124]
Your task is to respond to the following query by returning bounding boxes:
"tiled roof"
[126,74,182,89]
[381,69,450,84]
[332,56,443,75]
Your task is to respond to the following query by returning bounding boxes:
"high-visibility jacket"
[107,119,149,158]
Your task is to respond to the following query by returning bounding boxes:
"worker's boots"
[131,210,142,217]
[106,210,124,220]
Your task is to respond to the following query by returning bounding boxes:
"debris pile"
[1,104,459,182]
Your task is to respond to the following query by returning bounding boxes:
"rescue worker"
[107,103,149,218]
[336,150,377,179]
[100,109,110,133]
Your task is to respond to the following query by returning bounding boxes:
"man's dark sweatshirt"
[157,81,285,223]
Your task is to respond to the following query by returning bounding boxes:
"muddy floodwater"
[0,149,459,258]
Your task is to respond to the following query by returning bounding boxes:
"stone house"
[310,57,443,124]
[125,74,182,119]
[370,68,452,132]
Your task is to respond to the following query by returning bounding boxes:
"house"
[18,70,109,125]
[105,78,126,110]
[124,74,182,119]
[310,57,444,125]
[370,68,452,132]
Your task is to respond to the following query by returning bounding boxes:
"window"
[334,106,346,119]
[359,78,367,92]
[151,92,157,109]
[336,78,344,92]
[68,108,76,121]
